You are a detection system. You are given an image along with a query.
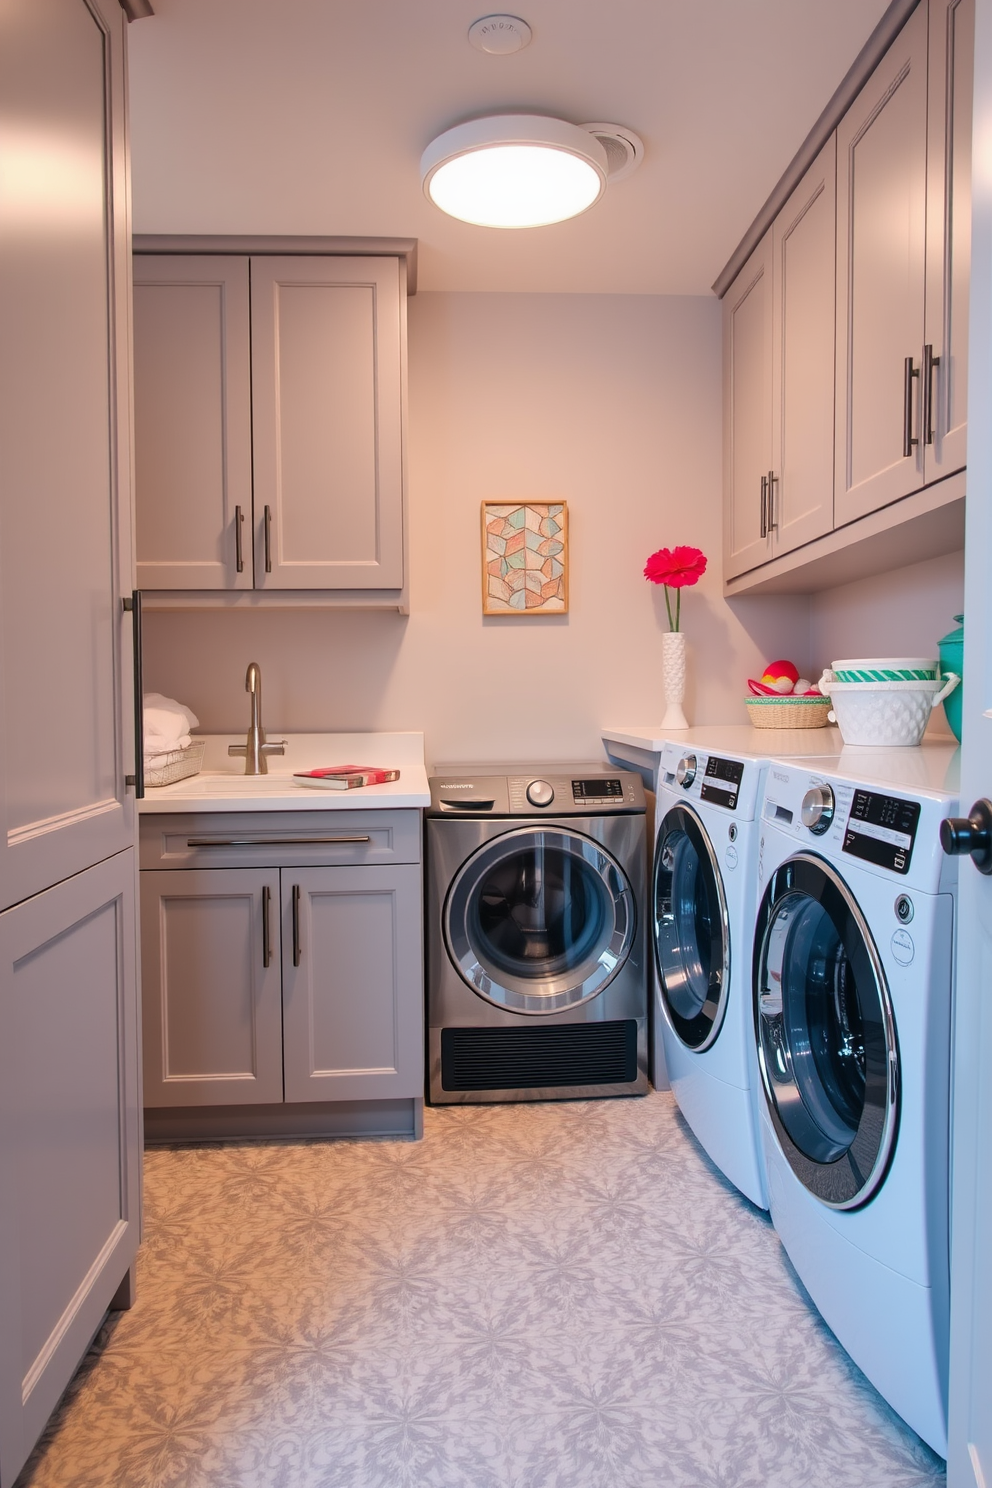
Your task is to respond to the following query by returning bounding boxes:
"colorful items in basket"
[816,658,960,747]
[745,659,831,729]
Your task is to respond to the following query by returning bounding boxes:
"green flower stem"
[664,585,675,632]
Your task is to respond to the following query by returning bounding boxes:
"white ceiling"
[128,0,892,295]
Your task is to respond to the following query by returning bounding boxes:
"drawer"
[139,810,422,870]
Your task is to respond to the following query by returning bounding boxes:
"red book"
[293,765,400,791]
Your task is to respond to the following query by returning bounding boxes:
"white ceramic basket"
[816,676,959,747]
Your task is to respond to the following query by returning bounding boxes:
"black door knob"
[939,799,992,874]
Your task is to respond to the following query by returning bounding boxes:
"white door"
[946,0,992,1479]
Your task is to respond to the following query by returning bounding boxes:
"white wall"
[143,291,811,764]
[809,549,965,738]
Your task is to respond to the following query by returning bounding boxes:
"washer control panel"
[429,767,644,816]
[659,742,761,820]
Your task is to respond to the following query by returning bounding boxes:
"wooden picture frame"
[481,501,568,615]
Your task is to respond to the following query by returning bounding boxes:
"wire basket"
[744,696,832,730]
[144,738,206,787]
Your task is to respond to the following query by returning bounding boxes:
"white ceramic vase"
[661,629,689,730]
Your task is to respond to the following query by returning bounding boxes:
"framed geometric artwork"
[481,501,568,615]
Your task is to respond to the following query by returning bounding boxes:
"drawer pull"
[185,836,372,848]
[262,884,272,967]
[292,883,302,967]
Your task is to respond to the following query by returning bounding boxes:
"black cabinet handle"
[903,356,920,457]
[760,475,768,538]
[122,591,143,799]
[767,470,778,533]
[262,884,272,967]
[235,504,245,573]
[264,505,272,574]
[940,800,992,874]
[292,883,302,966]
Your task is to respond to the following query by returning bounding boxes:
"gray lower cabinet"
[0,852,141,1487]
[139,812,424,1120]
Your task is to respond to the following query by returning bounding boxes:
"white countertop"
[138,732,430,812]
[602,722,847,757]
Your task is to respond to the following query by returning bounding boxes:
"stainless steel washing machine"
[427,764,648,1103]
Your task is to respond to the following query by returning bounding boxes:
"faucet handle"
[228,743,248,757]
[260,740,287,755]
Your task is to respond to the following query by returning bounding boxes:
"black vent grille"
[440,1021,638,1092]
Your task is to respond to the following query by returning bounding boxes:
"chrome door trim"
[753,852,900,1211]
[443,825,635,1014]
[653,805,731,1052]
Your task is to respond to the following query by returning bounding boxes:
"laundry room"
[2,1,990,1486]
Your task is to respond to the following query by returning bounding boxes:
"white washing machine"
[649,726,845,1209]
[753,746,959,1454]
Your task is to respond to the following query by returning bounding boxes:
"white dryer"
[651,726,845,1210]
[753,746,959,1455]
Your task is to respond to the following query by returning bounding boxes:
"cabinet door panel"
[0,0,134,915]
[771,136,836,555]
[141,869,283,1107]
[0,850,140,1486]
[926,0,973,479]
[133,257,252,590]
[723,234,773,579]
[282,865,422,1102]
[835,3,928,525]
[251,256,404,590]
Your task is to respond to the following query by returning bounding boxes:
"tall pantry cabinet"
[0,2,141,1484]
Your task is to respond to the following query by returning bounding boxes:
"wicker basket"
[744,696,832,730]
[144,738,206,787]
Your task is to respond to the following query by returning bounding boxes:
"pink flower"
[643,545,708,588]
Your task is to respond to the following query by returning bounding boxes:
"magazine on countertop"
[293,765,401,791]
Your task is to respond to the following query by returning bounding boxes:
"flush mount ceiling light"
[421,115,641,230]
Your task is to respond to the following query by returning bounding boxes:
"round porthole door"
[753,854,899,1210]
[653,806,730,1051]
[444,826,635,1013]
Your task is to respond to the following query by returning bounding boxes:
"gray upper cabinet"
[769,136,837,556]
[132,252,407,595]
[251,257,404,590]
[835,2,929,526]
[0,0,136,913]
[925,0,973,480]
[723,233,773,580]
[723,137,836,580]
[133,257,253,590]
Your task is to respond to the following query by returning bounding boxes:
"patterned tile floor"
[19,1091,945,1488]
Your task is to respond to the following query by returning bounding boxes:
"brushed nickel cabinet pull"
[235,504,245,573]
[262,884,272,967]
[186,836,372,848]
[923,343,940,446]
[292,883,301,967]
[767,470,778,533]
[122,591,144,798]
[903,356,920,457]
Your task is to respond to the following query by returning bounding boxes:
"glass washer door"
[753,853,899,1210]
[444,826,635,1014]
[653,805,731,1051]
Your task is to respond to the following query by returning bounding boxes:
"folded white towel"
[143,692,199,759]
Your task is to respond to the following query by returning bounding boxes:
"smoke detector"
[468,15,532,55]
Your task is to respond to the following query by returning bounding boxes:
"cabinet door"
[132,256,253,590]
[835,3,928,525]
[723,233,774,579]
[282,865,423,1102]
[0,0,135,914]
[770,136,836,557]
[140,869,283,1107]
[925,0,974,479]
[250,256,405,590]
[0,851,140,1488]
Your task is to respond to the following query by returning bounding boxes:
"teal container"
[938,614,964,741]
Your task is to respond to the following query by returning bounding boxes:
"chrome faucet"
[228,662,287,775]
